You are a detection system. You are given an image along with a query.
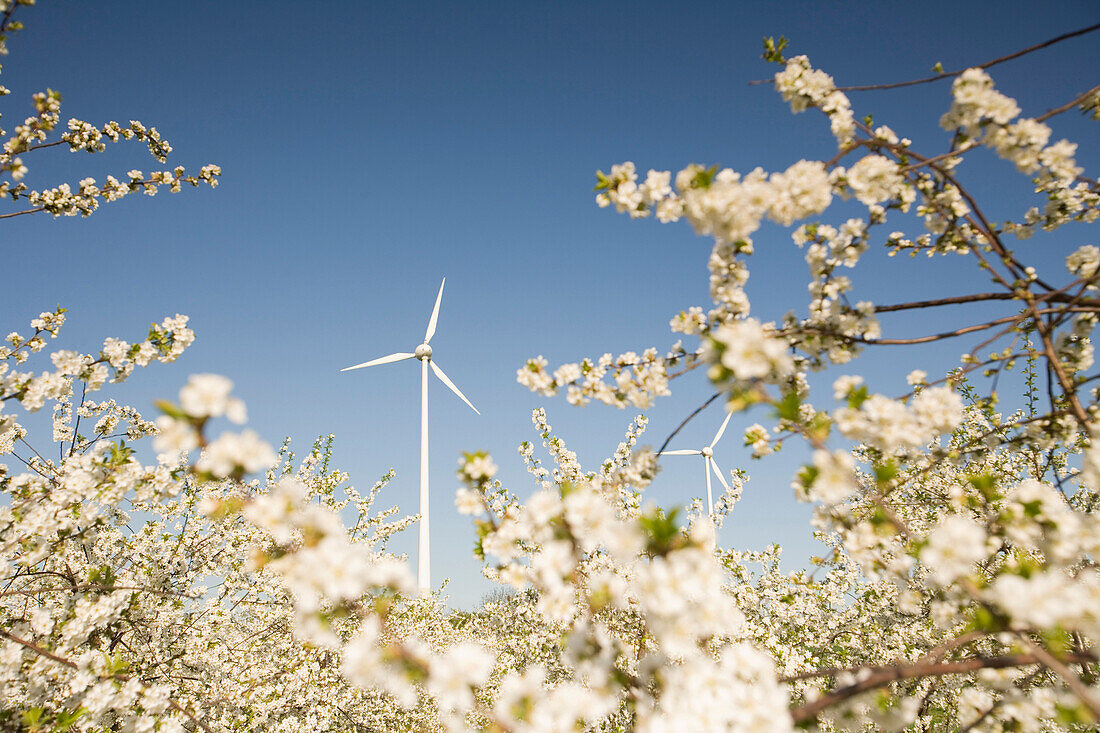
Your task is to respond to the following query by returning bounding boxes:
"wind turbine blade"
[709,411,733,449]
[658,449,702,456]
[424,278,446,344]
[430,360,479,415]
[709,457,731,493]
[340,352,415,371]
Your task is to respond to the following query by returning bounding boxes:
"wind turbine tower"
[341,278,479,594]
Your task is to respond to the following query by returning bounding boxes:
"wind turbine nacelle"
[701,446,713,458]
[415,343,433,360]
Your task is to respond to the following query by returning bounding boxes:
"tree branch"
[0,206,47,220]
[834,22,1100,92]
[874,290,1100,314]
[0,1,21,35]
[795,312,1027,346]
[1019,636,1100,717]
[1035,83,1100,123]
[789,651,1098,723]
[0,628,216,732]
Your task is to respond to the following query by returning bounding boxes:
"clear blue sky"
[2,1,1096,607]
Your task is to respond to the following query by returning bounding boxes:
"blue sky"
[2,1,1097,607]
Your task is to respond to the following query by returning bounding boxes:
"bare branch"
[656,391,722,456]
[0,206,47,220]
[1035,83,1100,123]
[790,651,1098,723]
[835,23,1100,92]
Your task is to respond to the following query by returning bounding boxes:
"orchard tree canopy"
[1,1,1100,731]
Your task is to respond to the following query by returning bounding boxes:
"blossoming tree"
[2,2,1099,730]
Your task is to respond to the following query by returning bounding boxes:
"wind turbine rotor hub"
[415,343,433,360]
[701,446,713,458]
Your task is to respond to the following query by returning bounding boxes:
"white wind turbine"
[341,278,479,595]
[658,412,733,514]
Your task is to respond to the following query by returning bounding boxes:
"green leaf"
[846,385,869,409]
[108,441,133,465]
[807,412,831,442]
[106,650,129,674]
[725,387,761,413]
[795,464,818,491]
[761,35,789,64]
[691,165,719,189]
[21,708,43,727]
[966,473,999,501]
[1020,499,1042,519]
[154,400,186,419]
[968,605,1008,633]
[639,507,681,555]
[776,391,802,421]
[873,460,897,485]
[1055,700,1096,725]
[867,506,896,532]
[54,708,86,728]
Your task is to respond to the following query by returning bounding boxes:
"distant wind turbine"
[341,278,479,594]
[657,412,733,514]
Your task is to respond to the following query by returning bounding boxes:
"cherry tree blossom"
[2,2,1100,731]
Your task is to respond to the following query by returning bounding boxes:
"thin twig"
[656,392,722,456]
[899,143,978,172]
[22,139,67,154]
[0,206,46,219]
[748,23,1100,91]
[794,312,1026,346]
[69,381,87,458]
[874,289,1100,314]
[835,23,1100,91]
[0,1,20,35]
[874,292,1018,313]
[0,584,199,599]
[1035,83,1100,123]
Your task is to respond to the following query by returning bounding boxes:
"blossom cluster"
[516,346,679,408]
[597,158,835,248]
[833,382,966,454]
[0,9,221,219]
[939,69,1096,237]
[774,55,855,146]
